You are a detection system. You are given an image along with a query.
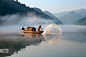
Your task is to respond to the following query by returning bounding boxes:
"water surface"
[0,25,86,57]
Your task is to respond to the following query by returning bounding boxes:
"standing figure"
[38,25,42,31]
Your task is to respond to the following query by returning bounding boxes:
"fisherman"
[38,25,42,31]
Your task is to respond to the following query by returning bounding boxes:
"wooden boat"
[22,30,43,34]
[21,27,43,34]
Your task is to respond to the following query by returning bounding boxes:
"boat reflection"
[20,33,62,45]
[19,33,43,41]
[0,32,62,57]
[0,33,44,57]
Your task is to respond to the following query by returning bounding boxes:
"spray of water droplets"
[43,23,63,45]
[43,23,62,35]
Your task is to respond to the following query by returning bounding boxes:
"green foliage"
[0,0,34,15]
[0,0,52,19]
[76,17,86,25]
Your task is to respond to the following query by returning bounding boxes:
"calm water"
[0,25,86,57]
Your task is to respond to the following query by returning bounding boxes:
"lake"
[0,24,86,57]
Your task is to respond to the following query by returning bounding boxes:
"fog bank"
[0,14,54,26]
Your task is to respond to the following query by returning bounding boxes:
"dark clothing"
[22,27,25,30]
[38,29,40,31]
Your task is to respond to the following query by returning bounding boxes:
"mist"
[0,13,54,26]
[0,13,86,35]
[0,13,55,34]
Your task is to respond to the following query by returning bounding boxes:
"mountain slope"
[73,8,86,13]
[76,17,86,25]
[43,11,62,24]
[53,8,86,20]
[53,12,69,18]
[33,7,42,13]
[59,11,83,24]
[0,0,63,25]
[78,11,86,17]
[0,0,53,19]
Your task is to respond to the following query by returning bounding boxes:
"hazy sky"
[18,0,86,13]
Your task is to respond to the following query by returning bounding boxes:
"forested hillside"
[76,17,86,25]
[0,0,53,19]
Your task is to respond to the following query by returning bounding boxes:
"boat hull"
[22,30,43,34]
